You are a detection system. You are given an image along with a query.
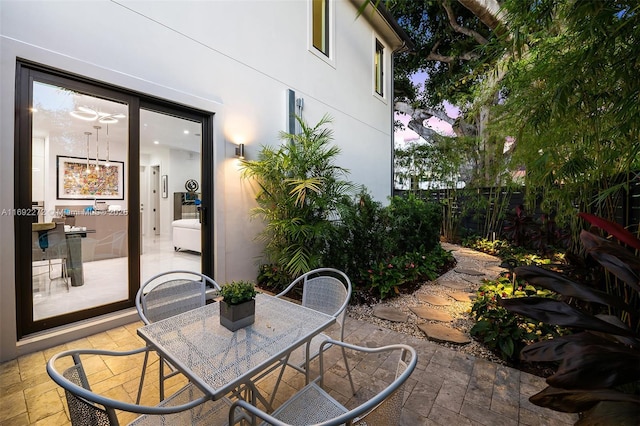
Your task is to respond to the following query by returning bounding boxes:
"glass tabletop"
[137,293,335,399]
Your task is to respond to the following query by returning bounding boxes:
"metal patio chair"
[135,270,221,402]
[271,268,353,394]
[229,339,417,426]
[32,222,70,293]
[47,347,229,426]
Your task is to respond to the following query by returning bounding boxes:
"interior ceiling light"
[70,106,125,123]
[97,112,124,124]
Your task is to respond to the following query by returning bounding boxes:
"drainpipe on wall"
[390,40,410,198]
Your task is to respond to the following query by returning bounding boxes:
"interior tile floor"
[1,315,578,425]
[33,235,200,320]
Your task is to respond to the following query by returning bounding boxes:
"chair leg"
[159,355,166,401]
[305,342,311,385]
[136,350,150,404]
[62,260,70,291]
[47,259,55,281]
[267,352,292,408]
[47,260,54,295]
[46,259,69,293]
[342,345,355,395]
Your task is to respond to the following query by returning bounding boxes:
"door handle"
[199,206,205,225]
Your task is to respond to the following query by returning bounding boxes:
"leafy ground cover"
[463,237,568,377]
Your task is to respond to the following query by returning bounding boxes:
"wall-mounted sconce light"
[235,143,245,159]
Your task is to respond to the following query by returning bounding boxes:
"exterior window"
[312,0,329,56]
[375,40,384,96]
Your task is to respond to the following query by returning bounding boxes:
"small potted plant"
[219,280,258,331]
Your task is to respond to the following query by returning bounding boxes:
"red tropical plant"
[499,213,640,424]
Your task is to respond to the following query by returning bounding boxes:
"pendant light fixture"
[71,106,124,177]
[94,125,101,171]
[84,131,92,175]
[105,124,111,167]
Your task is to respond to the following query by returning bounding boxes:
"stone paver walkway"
[342,318,577,425]
[364,242,578,425]
[373,242,503,347]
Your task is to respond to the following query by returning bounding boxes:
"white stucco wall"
[0,0,399,361]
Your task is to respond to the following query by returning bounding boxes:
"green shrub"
[321,191,449,300]
[240,115,354,276]
[257,190,450,300]
[385,194,442,253]
[256,264,293,293]
[366,260,406,299]
[324,191,390,282]
[241,120,447,299]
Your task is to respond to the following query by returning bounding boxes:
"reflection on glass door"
[139,109,202,283]
[31,81,129,321]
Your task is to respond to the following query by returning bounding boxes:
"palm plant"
[240,115,355,276]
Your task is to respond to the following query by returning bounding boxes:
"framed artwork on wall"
[57,155,124,200]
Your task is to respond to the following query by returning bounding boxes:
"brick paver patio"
[1,316,577,425]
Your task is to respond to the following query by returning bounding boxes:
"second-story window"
[374,39,384,96]
[312,0,329,56]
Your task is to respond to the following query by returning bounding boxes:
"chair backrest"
[278,268,351,329]
[320,340,416,426]
[229,340,417,426]
[136,270,221,324]
[351,348,412,425]
[95,230,127,256]
[33,222,68,261]
[110,230,126,254]
[46,222,67,247]
[47,347,213,426]
[62,361,118,426]
[32,229,43,259]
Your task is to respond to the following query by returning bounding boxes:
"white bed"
[172,219,201,253]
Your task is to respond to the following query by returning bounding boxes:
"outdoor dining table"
[136,292,336,416]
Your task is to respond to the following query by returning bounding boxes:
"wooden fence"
[394,171,640,239]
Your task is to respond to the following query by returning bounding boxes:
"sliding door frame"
[14,60,214,338]
[138,99,215,278]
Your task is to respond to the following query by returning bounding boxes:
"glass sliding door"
[31,80,131,321]
[15,64,138,336]
[139,109,202,282]
[15,62,213,338]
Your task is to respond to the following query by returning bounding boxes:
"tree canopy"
[382,0,640,226]
[498,0,640,222]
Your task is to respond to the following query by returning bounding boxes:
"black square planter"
[219,299,255,331]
